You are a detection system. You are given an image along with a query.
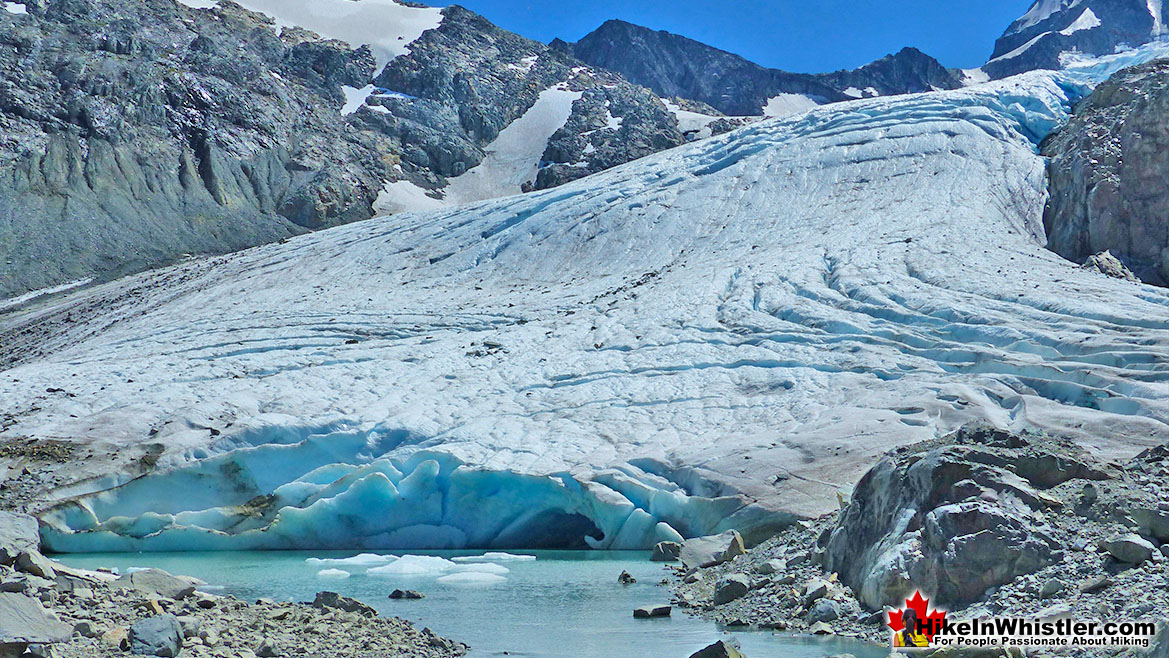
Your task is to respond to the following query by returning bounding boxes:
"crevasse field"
[4,45,1169,553]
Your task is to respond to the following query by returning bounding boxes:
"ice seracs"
[11,45,1169,553]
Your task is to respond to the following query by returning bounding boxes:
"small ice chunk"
[450,563,509,575]
[436,572,506,585]
[316,569,351,579]
[306,553,396,567]
[451,552,535,563]
[367,555,456,576]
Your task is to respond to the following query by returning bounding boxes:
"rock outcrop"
[1043,59,1169,286]
[822,423,1108,609]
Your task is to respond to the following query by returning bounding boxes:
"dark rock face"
[0,3,685,298]
[1043,60,1169,285]
[0,0,393,298]
[822,423,1109,609]
[377,7,684,192]
[985,0,1165,79]
[552,20,962,116]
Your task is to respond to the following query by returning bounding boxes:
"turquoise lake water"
[57,550,887,658]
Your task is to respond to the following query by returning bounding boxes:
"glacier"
[5,45,1169,552]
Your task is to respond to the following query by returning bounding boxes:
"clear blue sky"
[445,0,1033,73]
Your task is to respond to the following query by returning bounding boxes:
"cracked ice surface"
[7,48,1169,551]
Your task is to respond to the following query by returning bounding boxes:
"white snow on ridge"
[13,46,1169,553]
[1060,8,1102,35]
[3,2,27,14]
[340,84,377,116]
[761,93,821,118]
[1010,0,1085,34]
[1150,0,1166,36]
[961,68,991,86]
[442,85,582,206]
[175,0,443,73]
[0,278,93,312]
[662,100,723,139]
[989,31,1053,63]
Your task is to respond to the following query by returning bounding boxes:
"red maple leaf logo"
[887,591,947,641]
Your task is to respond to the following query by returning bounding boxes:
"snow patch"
[761,93,820,118]
[3,2,27,13]
[209,0,443,73]
[961,68,991,86]
[374,180,446,215]
[1150,0,1165,36]
[175,0,217,8]
[1010,0,1085,34]
[443,84,583,205]
[989,31,1053,63]
[340,85,376,116]
[1,278,93,312]
[1060,8,1101,35]
[843,87,864,99]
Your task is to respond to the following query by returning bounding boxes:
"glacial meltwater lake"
[57,550,885,658]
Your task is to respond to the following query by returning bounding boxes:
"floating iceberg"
[306,553,397,568]
[452,553,536,563]
[367,555,458,577]
[435,572,507,585]
[316,569,351,580]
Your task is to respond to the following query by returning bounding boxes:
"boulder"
[1099,534,1156,565]
[713,574,751,605]
[0,592,71,656]
[114,569,196,600]
[689,639,745,658]
[15,552,55,580]
[651,541,681,562]
[312,591,377,617]
[0,514,39,565]
[809,621,834,635]
[1132,507,1169,542]
[256,640,280,657]
[755,559,785,575]
[633,605,671,618]
[388,589,425,600]
[175,616,201,639]
[806,598,842,624]
[1078,575,1111,594]
[618,570,637,585]
[822,423,1092,608]
[802,578,830,605]
[680,531,746,570]
[128,614,183,657]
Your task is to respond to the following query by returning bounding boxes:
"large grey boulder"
[0,513,39,564]
[1099,534,1156,565]
[114,569,196,600]
[689,639,745,658]
[822,423,1105,609]
[680,531,746,570]
[713,574,751,606]
[129,614,183,657]
[650,541,682,562]
[0,592,71,657]
[312,591,376,617]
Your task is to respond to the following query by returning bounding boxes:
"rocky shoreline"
[664,423,1169,657]
[0,514,466,658]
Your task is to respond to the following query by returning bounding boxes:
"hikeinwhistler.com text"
[921,617,1158,649]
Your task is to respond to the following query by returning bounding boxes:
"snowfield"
[4,47,1169,552]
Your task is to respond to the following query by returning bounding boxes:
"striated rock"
[713,574,751,606]
[651,541,682,562]
[822,423,1105,609]
[1099,534,1156,564]
[0,592,70,655]
[1044,60,1169,286]
[689,639,745,658]
[680,531,746,570]
[114,569,196,601]
[128,614,183,657]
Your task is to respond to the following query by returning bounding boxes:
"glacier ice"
[435,572,507,585]
[451,553,536,563]
[316,568,351,579]
[9,44,1169,553]
[306,554,396,568]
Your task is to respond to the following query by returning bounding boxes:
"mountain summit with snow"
[985,0,1168,78]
